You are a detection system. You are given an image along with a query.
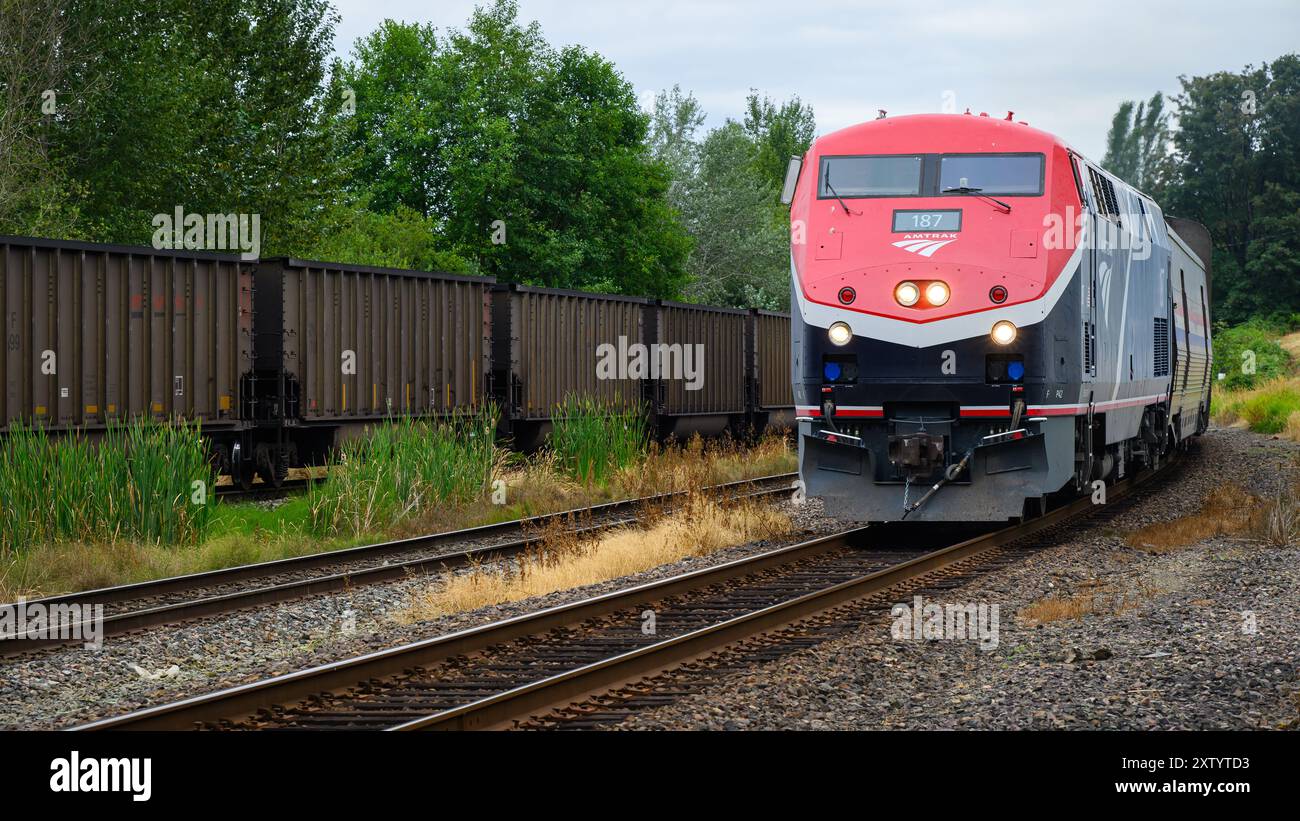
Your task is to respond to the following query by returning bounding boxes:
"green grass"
[1235,384,1300,434]
[308,408,499,538]
[0,420,214,554]
[549,395,648,485]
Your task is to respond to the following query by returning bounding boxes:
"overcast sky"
[329,0,1300,160]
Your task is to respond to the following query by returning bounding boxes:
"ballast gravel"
[0,486,834,730]
[612,427,1300,730]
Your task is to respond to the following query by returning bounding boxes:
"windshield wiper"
[942,185,1012,213]
[824,173,860,216]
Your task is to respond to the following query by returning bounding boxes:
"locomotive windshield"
[939,154,1043,196]
[819,153,1044,198]
[819,155,922,197]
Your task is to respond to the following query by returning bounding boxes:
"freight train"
[783,112,1213,523]
[0,237,793,488]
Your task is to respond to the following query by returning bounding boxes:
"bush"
[1213,320,1292,390]
[1238,385,1300,434]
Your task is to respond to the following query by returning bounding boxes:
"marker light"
[1007,360,1026,381]
[838,287,856,305]
[989,285,1008,304]
[925,281,950,306]
[824,361,843,381]
[828,322,853,346]
[895,282,920,307]
[991,321,1018,346]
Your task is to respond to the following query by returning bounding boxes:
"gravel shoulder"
[613,427,1300,730]
[0,490,835,730]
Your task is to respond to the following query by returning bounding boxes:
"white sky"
[329,0,1300,160]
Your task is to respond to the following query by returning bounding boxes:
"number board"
[892,210,962,232]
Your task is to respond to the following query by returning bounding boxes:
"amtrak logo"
[893,233,957,257]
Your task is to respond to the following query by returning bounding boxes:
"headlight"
[991,321,1018,345]
[895,282,920,307]
[828,322,853,346]
[925,281,950,306]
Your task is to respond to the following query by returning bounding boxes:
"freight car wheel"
[231,442,256,492]
[255,443,289,488]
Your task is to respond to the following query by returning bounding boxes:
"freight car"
[246,258,493,486]
[1,236,795,479]
[491,284,652,450]
[492,283,792,447]
[0,235,251,455]
[783,112,1212,523]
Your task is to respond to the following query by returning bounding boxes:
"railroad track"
[214,477,321,503]
[72,453,1188,732]
[2,473,797,656]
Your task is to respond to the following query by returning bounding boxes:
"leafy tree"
[742,91,817,188]
[1163,55,1300,324]
[650,88,816,310]
[337,1,691,297]
[1101,92,1170,192]
[0,0,85,235]
[647,84,705,204]
[46,0,346,254]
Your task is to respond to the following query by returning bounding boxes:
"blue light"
[824,361,842,382]
[1007,360,1025,381]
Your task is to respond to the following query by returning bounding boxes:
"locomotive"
[784,113,1212,523]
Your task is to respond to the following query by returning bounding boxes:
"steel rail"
[72,458,1172,732]
[4,474,796,655]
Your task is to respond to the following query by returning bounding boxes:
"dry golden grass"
[1019,593,1097,624]
[1125,484,1262,553]
[1279,331,1300,361]
[394,493,792,623]
[1019,578,1166,625]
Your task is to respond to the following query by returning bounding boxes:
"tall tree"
[650,88,816,310]
[1101,92,1169,192]
[337,1,691,297]
[742,91,816,187]
[19,0,347,255]
[1162,57,1300,323]
[0,0,85,235]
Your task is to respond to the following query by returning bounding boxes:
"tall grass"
[0,420,214,554]
[309,408,499,537]
[549,395,648,485]
[1213,377,1300,438]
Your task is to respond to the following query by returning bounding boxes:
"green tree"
[1163,55,1300,324]
[1101,92,1170,192]
[743,90,817,187]
[337,1,690,297]
[0,0,85,236]
[57,0,345,254]
[679,122,791,309]
[650,88,816,310]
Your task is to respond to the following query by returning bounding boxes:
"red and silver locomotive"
[785,113,1212,522]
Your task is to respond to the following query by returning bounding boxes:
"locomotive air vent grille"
[1087,166,1120,218]
[1154,317,1170,376]
[1083,321,1095,373]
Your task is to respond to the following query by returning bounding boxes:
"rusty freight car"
[248,258,494,484]
[0,235,252,451]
